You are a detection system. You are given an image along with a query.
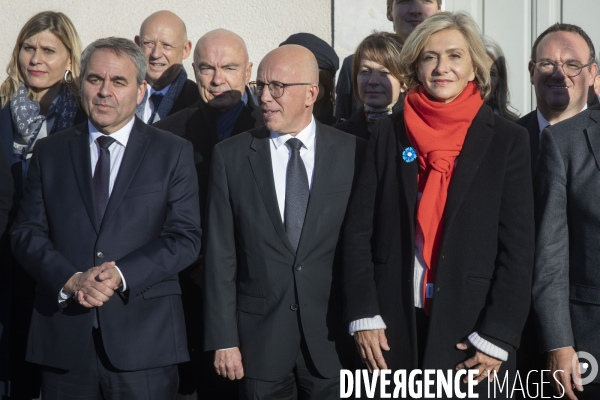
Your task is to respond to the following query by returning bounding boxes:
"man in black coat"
[153,28,262,399]
[203,44,364,399]
[134,10,199,124]
[10,37,201,400]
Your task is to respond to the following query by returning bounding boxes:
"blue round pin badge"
[402,147,417,163]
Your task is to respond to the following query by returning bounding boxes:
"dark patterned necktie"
[284,138,309,252]
[148,92,164,123]
[93,136,116,223]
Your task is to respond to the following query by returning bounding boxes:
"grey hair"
[81,37,147,85]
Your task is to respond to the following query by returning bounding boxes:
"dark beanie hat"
[279,33,339,75]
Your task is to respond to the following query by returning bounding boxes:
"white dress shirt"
[143,84,171,123]
[270,117,316,221]
[58,117,135,301]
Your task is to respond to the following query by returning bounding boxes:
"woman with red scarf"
[342,12,534,398]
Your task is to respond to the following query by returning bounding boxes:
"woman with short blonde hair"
[343,12,533,396]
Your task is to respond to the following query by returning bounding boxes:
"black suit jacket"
[334,107,369,141]
[516,110,539,176]
[10,118,201,371]
[153,90,263,219]
[203,123,365,381]
[167,78,200,117]
[343,106,534,390]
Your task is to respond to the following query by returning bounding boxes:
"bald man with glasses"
[203,45,365,399]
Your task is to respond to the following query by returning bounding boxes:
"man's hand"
[64,262,117,308]
[354,329,389,372]
[96,264,122,289]
[547,347,583,400]
[455,341,503,384]
[214,347,244,380]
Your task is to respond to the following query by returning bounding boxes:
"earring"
[63,69,73,84]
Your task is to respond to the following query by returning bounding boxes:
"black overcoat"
[342,104,534,398]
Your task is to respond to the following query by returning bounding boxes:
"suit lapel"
[584,110,600,171]
[395,114,418,243]
[443,106,495,230]
[295,123,335,259]
[248,128,296,255]
[69,123,99,233]
[100,119,150,232]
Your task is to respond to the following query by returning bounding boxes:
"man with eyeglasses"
[153,28,262,400]
[527,23,600,400]
[203,44,365,399]
[516,23,598,175]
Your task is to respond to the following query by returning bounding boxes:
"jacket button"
[294,264,302,271]
[97,251,104,259]
[290,304,299,311]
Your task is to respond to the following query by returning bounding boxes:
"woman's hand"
[354,329,390,372]
[455,341,503,384]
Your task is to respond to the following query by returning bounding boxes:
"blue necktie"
[284,138,309,252]
[148,93,164,124]
[93,136,115,224]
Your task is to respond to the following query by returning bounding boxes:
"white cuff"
[114,265,127,292]
[468,332,509,361]
[349,315,387,335]
[58,272,82,303]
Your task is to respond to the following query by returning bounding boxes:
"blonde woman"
[0,11,84,399]
[1,11,85,192]
[343,12,533,398]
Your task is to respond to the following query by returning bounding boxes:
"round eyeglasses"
[533,60,591,77]
[250,81,311,99]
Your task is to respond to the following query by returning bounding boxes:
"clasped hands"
[354,329,502,384]
[63,261,122,308]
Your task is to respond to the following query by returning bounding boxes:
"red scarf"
[403,81,483,315]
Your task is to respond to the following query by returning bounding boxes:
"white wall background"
[2,0,600,118]
[0,0,332,83]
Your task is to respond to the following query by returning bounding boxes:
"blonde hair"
[1,11,82,108]
[399,11,491,100]
[352,31,405,102]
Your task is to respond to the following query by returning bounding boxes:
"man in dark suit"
[203,44,364,399]
[335,0,441,120]
[515,25,598,392]
[153,28,261,399]
[516,23,597,176]
[134,10,199,124]
[534,104,600,399]
[10,37,201,400]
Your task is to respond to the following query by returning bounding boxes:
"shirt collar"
[149,83,171,97]
[536,103,588,133]
[88,116,135,148]
[270,116,316,150]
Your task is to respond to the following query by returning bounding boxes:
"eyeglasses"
[249,81,311,99]
[533,60,591,77]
